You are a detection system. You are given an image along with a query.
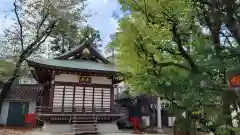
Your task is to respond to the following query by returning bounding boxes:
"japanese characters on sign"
[79,76,91,84]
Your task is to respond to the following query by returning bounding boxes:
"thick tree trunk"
[222,91,235,135]
[0,58,23,111]
[0,74,18,111]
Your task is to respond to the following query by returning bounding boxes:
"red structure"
[24,113,36,127]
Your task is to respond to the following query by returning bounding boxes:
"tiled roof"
[54,40,111,64]
[0,84,43,101]
[28,59,116,72]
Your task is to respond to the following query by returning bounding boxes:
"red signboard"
[228,75,240,87]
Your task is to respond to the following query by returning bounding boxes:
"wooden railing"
[36,106,126,114]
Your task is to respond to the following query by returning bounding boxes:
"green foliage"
[0,57,30,82]
[108,0,240,134]
[0,0,88,107]
[44,0,99,55]
[0,59,15,82]
[175,117,192,132]
[50,24,102,55]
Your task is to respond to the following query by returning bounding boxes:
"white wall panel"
[55,74,79,82]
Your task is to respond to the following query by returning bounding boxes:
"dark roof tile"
[0,84,43,101]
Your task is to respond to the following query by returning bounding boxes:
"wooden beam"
[83,86,86,113]
[49,71,55,110]
[62,86,66,113]
[72,85,76,113]
[36,113,125,117]
[110,87,114,112]
[92,87,95,112]
[28,63,117,77]
[54,81,112,88]
[110,78,114,112]
[101,88,103,112]
[49,86,54,118]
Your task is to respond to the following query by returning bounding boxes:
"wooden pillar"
[72,85,76,113]
[62,86,66,113]
[40,83,47,106]
[110,87,114,112]
[83,86,86,113]
[110,78,115,112]
[92,87,95,112]
[49,71,55,107]
[101,88,103,112]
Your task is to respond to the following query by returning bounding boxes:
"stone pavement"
[104,133,168,135]
[0,127,171,135]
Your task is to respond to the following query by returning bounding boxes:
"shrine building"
[27,41,123,127]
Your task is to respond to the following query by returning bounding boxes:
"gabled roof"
[0,84,43,101]
[54,40,111,64]
[27,40,117,73]
[27,59,116,73]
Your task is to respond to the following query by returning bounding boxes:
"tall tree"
[79,25,102,48]
[50,25,102,55]
[0,0,87,109]
[105,33,116,63]
[109,0,240,134]
[49,3,88,55]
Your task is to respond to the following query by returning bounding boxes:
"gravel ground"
[0,127,33,135]
[0,128,170,135]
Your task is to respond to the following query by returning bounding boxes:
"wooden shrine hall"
[27,41,123,123]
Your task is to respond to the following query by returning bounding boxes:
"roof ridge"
[53,40,87,59]
[52,40,111,64]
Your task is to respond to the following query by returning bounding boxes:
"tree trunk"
[61,33,65,54]
[222,91,235,135]
[0,74,18,111]
[0,57,23,111]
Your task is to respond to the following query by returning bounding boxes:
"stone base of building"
[42,124,73,133]
[42,123,120,134]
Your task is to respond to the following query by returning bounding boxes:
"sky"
[0,0,121,46]
[86,0,121,46]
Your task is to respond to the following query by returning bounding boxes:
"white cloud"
[104,0,108,4]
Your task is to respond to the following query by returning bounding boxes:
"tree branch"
[13,1,24,52]
[36,12,50,39]
[26,19,59,58]
[156,46,181,55]
[132,0,199,73]
[172,23,199,73]
[157,62,192,72]
[22,19,59,58]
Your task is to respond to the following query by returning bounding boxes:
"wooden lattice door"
[84,87,93,112]
[74,86,84,112]
[63,86,74,112]
[53,85,64,112]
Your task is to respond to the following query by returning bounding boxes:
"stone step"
[73,124,98,134]
[73,127,97,131]
[72,116,98,134]
[72,117,96,119]
[72,120,97,123]
[73,124,97,128]
[74,131,99,135]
